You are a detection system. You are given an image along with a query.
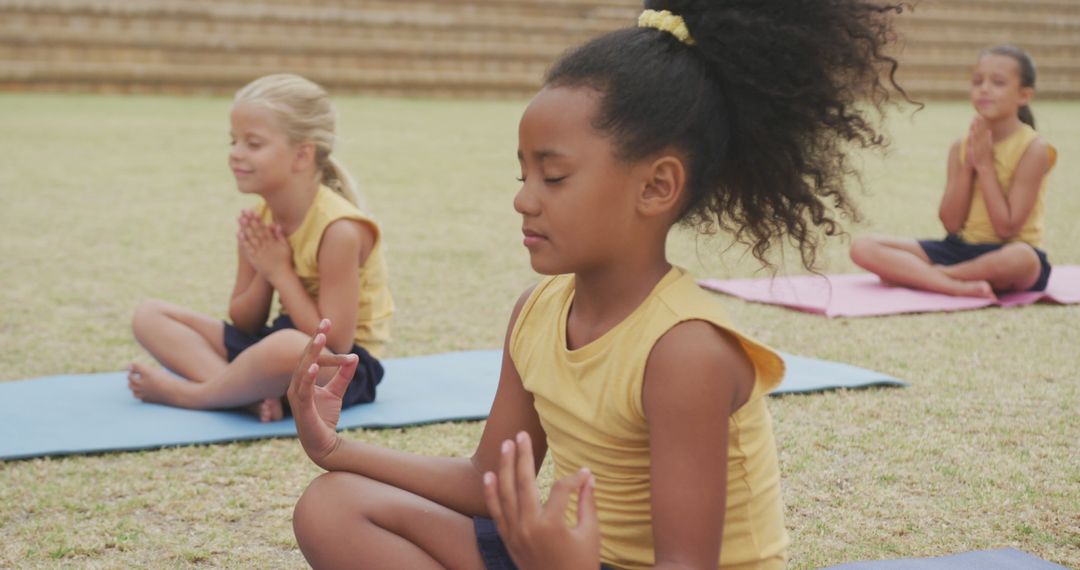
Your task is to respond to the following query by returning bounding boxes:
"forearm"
[326,438,490,516]
[270,270,323,336]
[228,279,273,333]
[974,165,1020,238]
[938,171,974,233]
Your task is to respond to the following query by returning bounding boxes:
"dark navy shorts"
[222,314,383,409]
[918,234,1051,292]
[473,517,615,570]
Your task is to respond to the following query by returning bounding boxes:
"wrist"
[315,436,347,471]
[264,265,293,289]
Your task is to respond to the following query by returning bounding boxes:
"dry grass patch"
[0,93,1077,568]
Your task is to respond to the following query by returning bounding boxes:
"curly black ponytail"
[545,0,913,269]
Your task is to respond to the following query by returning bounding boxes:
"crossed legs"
[850,235,1042,297]
[128,299,329,421]
[293,472,485,569]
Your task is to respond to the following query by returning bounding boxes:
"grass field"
[0,93,1077,569]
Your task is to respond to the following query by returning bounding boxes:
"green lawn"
[0,93,1077,568]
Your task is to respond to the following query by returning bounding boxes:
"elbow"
[939,214,962,235]
[227,306,243,329]
[994,223,1022,241]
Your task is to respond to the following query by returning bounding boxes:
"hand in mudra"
[287,319,358,468]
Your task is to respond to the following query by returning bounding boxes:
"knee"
[293,472,365,556]
[849,236,878,267]
[131,299,169,336]
[293,473,334,547]
[1003,243,1040,273]
[262,329,311,364]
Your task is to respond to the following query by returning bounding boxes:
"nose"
[513,181,539,216]
[228,143,243,163]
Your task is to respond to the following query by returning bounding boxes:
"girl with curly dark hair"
[287,1,907,568]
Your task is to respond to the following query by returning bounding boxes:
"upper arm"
[1000,138,1052,232]
[316,218,374,352]
[471,286,546,480]
[644,320,755,569]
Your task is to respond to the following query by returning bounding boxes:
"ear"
[1018,86,1034,107]
[637,154,686,219]
[292,142,317,172]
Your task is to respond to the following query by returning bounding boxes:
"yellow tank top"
[509,267,788,570]
[959,123,1057,247]
[257,186,393,357]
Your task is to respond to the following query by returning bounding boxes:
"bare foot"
[951,279,995,299]
[244,398,285,423]
[934,266,996,299]
[127,362,187,405]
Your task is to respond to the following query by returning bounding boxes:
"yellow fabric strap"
[637,9,696,45]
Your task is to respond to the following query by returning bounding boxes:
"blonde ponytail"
[321,155,362,207]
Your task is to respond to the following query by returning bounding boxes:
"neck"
[263,176,320,234]
[987,114,1024,143]
[565,243,672,350]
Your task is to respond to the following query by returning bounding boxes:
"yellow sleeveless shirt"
[256,186,393,357]
[959,123,1057,247]
[509,267,788,570]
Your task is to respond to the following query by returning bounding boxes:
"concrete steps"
[1,0,1077,99]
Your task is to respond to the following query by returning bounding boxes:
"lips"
[522,228,546,248]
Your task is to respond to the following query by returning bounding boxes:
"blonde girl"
[128,74,393,422]
[286,1,907,568]
[851,45,1057,297]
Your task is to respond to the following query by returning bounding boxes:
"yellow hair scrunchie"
[637,9,696,46]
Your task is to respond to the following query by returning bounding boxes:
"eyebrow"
[516,149,569,161]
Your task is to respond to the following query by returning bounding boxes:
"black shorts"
[222,314,383,408]
[473,517,616,570]
[918,234,1052,292]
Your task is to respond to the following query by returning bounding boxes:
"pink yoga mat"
[699,265,1080,318]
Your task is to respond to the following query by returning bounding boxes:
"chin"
[528,257,567,276]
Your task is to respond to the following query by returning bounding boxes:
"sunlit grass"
[0,93,1077,568]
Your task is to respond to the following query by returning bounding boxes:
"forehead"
[974,53,1020,76]
[518,85,603,147]
[229,101,283,134]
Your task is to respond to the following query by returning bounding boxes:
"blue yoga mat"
[0,350,903,460]
[820,547,1069,569]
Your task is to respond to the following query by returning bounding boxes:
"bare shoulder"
[317,219,377,269]
[322,218,375,248]
[1022,137,1051,167]
[644,320,755,413]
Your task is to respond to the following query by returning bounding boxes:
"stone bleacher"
[1,0,1077,99]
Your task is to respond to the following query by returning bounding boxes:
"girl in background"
[851,45,1056,297]
[128,74,392,423]
[287,1,906,568]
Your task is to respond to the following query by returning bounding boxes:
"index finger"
[513,431,542,519]
[294,319,332,377]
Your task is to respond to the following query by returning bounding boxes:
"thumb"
[324,354,358,397]
[545,468,590,522]
[575,469,598,532]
